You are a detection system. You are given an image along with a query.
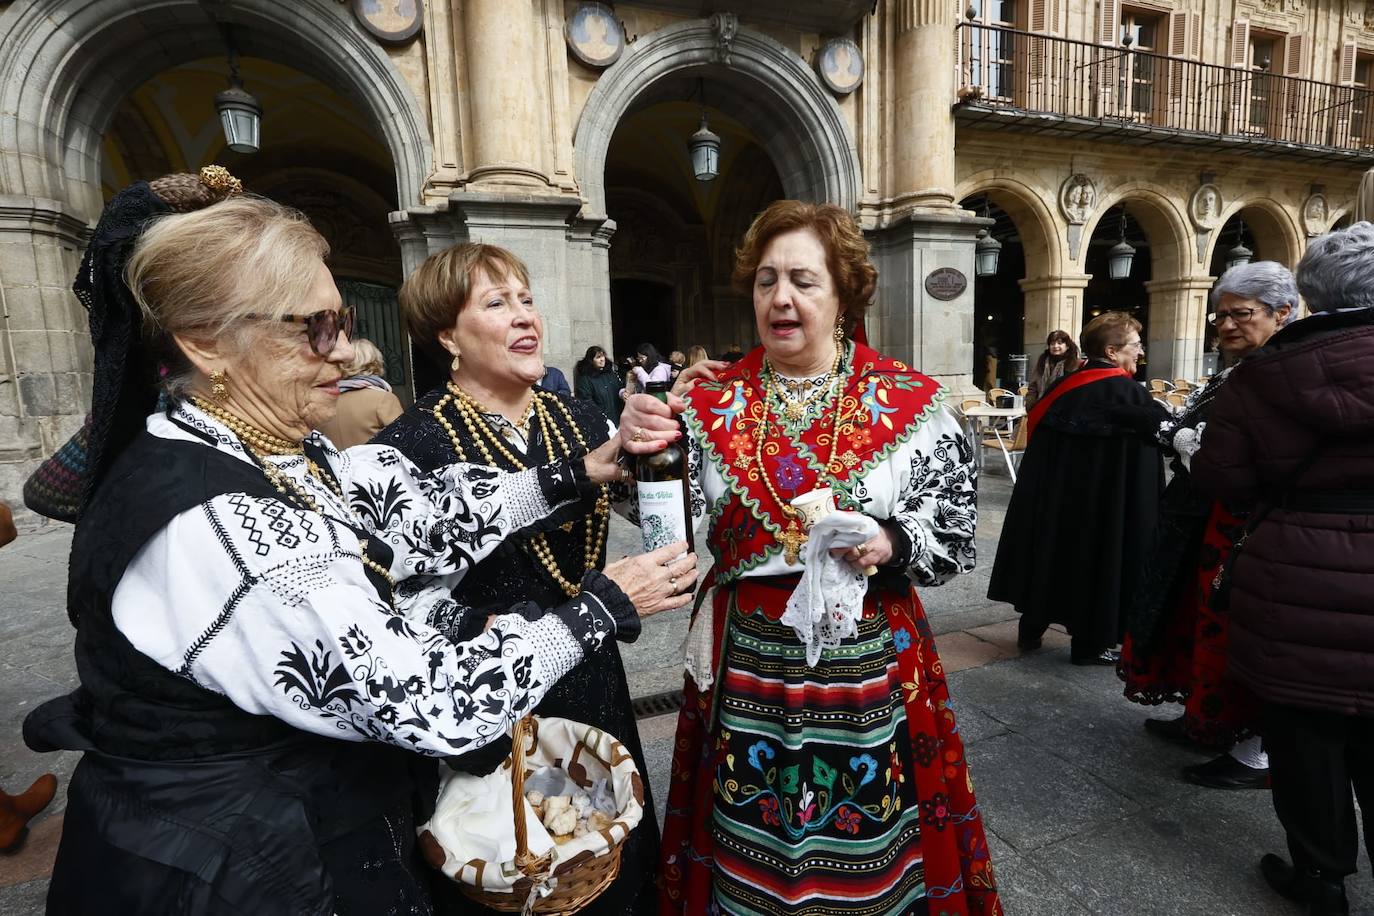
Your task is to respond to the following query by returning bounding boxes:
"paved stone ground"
[1,473,1370,914]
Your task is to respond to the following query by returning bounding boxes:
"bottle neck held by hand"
[636,381,694,554]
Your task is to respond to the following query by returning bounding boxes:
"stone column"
[0,195,92,517]
[891,0,957,209]
[868,213,986,395]
[1143,276,1214,382]
[462,0,547,187]
[1020,274,1090,354]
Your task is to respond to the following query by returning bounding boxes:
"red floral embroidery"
[835,805,862,835]
[759,796,781,826]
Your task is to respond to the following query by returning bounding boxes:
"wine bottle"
[636,381,695,555]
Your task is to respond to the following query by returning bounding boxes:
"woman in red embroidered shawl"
[620,201,1001,915]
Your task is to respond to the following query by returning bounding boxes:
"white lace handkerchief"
[781,512,879,667]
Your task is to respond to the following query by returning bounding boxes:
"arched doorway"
[605,97,783,359]
[102,56,414,400]
[573,19,860,362]
[0,0,431,481]
[959,194,1025,389]
[1084,205,1151,377]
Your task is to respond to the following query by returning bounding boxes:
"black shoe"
[1143,715,1191,745]
[1017,636,1042,650]
[1259,854,1349,915]
[1071,649,1120,666]
[1182,754,1269,790]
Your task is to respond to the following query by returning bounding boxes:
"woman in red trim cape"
[619,201,1001,916]
[988,312,1168,665]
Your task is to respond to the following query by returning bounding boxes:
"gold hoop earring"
[210,369,228,401]
[450,353,461,373]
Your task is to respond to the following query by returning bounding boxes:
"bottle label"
[638,480,689,553]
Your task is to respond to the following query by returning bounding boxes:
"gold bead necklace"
[754,349,851,565]
[430,383,609,598]
[188,396,397,602]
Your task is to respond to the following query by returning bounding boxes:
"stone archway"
[955,175,1075,359]
[0,0,431,219]
[0,0,432,506]
[573,18,861,219]
[1084,189,1200,380]
[1206,199,1303,270]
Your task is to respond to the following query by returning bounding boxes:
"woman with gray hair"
[1120,260,1297,791]
[1192,227,1374,915]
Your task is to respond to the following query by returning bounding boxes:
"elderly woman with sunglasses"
[22,172,692,916]
[1119,261,1297,792]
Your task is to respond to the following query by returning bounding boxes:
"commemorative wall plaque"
[924,267,967,301]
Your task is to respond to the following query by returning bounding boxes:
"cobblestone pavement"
[1,474,1369,914]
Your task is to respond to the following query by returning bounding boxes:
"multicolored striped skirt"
[659,578,1001,916]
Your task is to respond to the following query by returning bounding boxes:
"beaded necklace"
[755,347,851,565]
[764,345,844,422]
[188,397,397,602]
[431,382,610,598]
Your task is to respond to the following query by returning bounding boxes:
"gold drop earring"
[833,317,846,345]
[210,369,228,401]
[450,352,461,373]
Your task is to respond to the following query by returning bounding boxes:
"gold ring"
[857,543,869,555]
[619,468,631,481]
[669,576,678,589]
[632,427,648,442]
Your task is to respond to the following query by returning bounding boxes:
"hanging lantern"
[1108,239,1136,279]
[1108,209,1135,279]
[975,229,1002,276]
[216,78,262,154]
[215,36,261,154]
[1225,219,1253,270]
[688,115,721,182]
[1225,240,1253,270]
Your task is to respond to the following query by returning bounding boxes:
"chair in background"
[960,398,984,413]
[988,387,1013,404]
[1148,379,1171,394]
[981,417,1027,482]
[1017,385,1029,398]
[1172,378,1194,391]
[1165,391,1188,409]
[1152,390,1171,404]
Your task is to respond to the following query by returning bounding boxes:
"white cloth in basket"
[418,716,644,900]
[428,768,555,864]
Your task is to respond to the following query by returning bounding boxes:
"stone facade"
[1,0,1372,512]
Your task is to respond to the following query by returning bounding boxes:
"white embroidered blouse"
[110,402,623,758]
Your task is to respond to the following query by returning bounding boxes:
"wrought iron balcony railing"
[955,23,1374,161]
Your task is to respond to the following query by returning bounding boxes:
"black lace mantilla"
[77,183,172,514]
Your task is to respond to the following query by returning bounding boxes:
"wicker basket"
[419,715,642,915]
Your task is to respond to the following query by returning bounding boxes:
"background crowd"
[987,239,1374,916]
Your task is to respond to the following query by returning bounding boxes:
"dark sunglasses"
[246,306,356,355]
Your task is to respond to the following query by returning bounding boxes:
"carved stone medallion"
[1058,174,1096,225]
[1189,183,1223,231]
[564,2,625,69]
[1303,192,1329,237]
[816,38,864,95]
[351,0,423,45]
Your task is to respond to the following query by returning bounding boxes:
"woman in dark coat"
[1024,329,1080,409]
[1191,222,1374,916]
[374,243,664,916]
[574,345,622,422]
[1119,261,1297,791]
[988,311,1168,665]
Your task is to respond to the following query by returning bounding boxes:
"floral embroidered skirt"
[658,579,1001,916]
[1119,501,1258,749]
